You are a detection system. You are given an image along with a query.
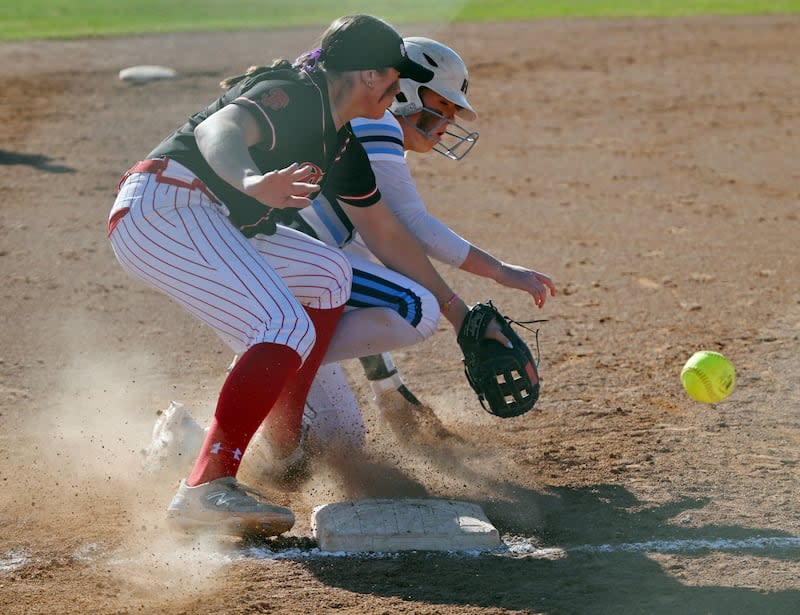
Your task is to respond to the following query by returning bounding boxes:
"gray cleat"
[167,476,295,536]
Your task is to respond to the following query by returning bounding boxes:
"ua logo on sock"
[210,442,243,460]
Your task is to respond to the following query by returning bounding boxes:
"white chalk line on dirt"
[502,535,800,560]
[0,549,30,572]
[236,534,800,561]
[5,535,799,572]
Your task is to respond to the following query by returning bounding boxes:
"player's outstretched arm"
[460,245,557,309]
[371,161,556,308]
[345,198,510,347]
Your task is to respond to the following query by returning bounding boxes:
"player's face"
[404,88,459,153]
[361,68,402,119]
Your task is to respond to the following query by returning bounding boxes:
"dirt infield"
[1,15,799,615]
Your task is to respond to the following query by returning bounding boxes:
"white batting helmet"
[391,37,477,120]
[391,37,478,160]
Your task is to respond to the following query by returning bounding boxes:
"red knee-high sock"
[261,305,345,457]
[187,342,301,486]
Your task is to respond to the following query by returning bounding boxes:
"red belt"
[117,158,219,203]
[110,157,220,236]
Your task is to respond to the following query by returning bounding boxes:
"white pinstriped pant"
[108,158,352,362]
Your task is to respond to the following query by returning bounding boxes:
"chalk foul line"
[503,535,800,559]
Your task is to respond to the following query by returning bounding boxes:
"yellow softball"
[680,351,736,403]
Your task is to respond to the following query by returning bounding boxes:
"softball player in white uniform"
[287,38,557,458]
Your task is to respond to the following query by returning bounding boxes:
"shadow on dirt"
[0,149,74,173]
[302,481,800,614]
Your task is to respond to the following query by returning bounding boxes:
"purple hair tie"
[294,47,324,72]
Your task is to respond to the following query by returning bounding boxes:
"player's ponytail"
[293,48,324,73]
[219,59,294,90]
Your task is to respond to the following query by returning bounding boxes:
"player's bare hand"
[244,163,319,209]
[484,317,512,348]
[446,300,511,348]
[499,263,557,309]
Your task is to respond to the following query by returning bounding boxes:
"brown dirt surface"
[2,15,799,615]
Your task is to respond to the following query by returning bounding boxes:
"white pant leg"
[322,251,440,363]
[248,224,351,310]
[305,363,365,451]
[109,163,351,362]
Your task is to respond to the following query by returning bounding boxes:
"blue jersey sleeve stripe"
[351,121,403,140]
[359,135,404,147]
[360,146,404,158]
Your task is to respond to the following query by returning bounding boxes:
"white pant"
[109,159,352,362]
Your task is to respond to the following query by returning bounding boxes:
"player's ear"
[360,70,375,89]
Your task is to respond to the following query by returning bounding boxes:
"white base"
[311,498,501,553]
[119,65,178,83]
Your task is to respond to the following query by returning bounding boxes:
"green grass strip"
[2,0,799,41]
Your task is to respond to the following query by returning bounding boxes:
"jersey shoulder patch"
[260,87,290,110]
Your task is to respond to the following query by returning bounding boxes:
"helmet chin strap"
[401,108,479,161]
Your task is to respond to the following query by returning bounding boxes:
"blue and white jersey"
[350,113,406,163]
[297,111,470,267]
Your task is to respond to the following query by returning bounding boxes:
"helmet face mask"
[434,119,479,161]
[400,106,479,161]
[390,37,479,160]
